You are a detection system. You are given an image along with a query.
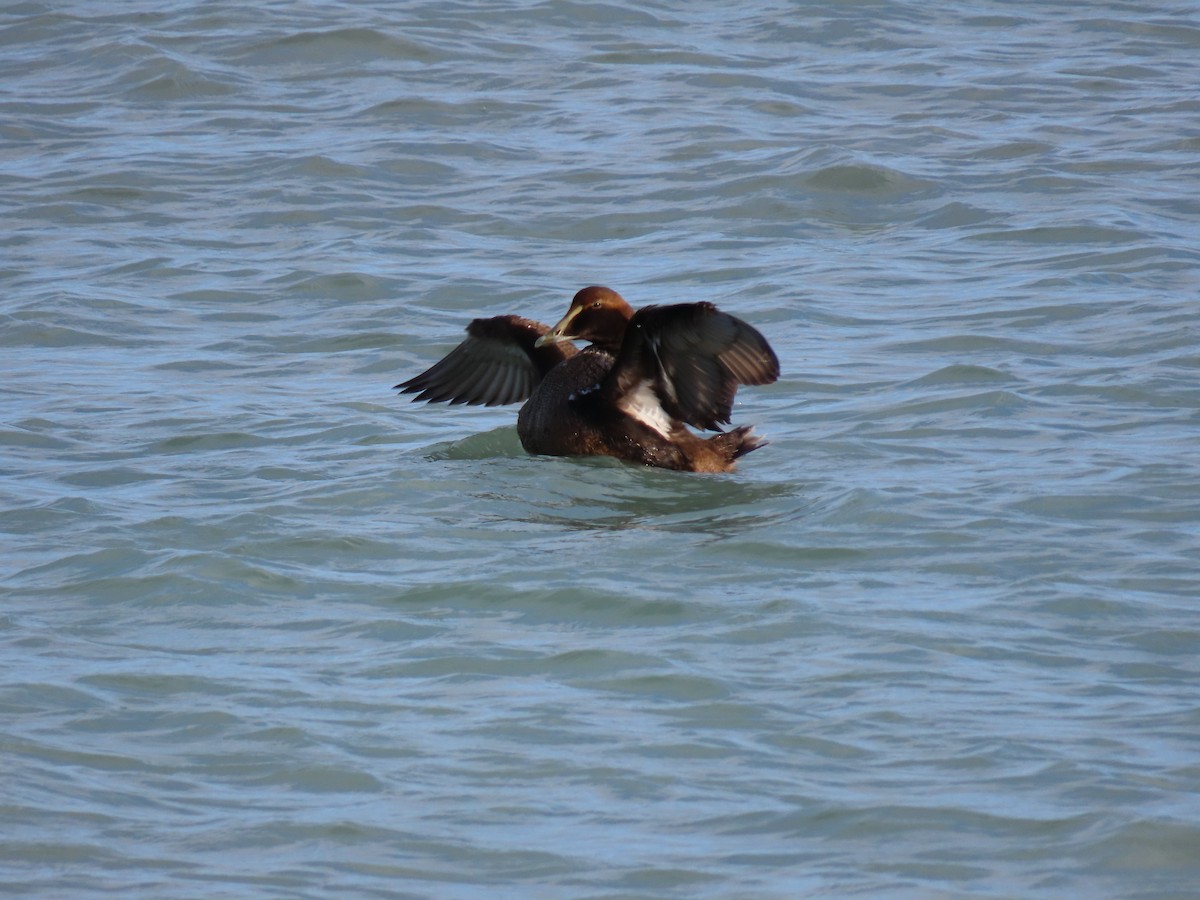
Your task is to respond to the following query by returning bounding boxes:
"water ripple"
[3,0,1199,896]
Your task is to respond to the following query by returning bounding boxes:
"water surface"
[3,1,1199,897]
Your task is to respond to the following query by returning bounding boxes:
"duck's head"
[534,286,635,352]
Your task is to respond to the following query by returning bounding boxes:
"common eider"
[396,286,780,472]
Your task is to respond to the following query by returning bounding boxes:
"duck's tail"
[712,425,768,462]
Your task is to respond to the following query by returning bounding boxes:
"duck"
[396,286,780,472]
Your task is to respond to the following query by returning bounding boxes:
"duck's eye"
[591,301,602,309]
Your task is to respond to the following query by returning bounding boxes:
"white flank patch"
[619,381,673,439]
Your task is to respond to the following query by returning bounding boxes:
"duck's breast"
[516,350,614,457]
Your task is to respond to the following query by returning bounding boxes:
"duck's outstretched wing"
[605,302,779,432]
[396,315,577,406]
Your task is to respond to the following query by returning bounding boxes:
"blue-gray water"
[3,1,1199,897]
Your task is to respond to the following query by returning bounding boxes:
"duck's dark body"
[516,348,614,457]
[397,287,779,473]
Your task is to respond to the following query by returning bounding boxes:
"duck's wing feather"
[605,302,779,431]
[396,315,577,406]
